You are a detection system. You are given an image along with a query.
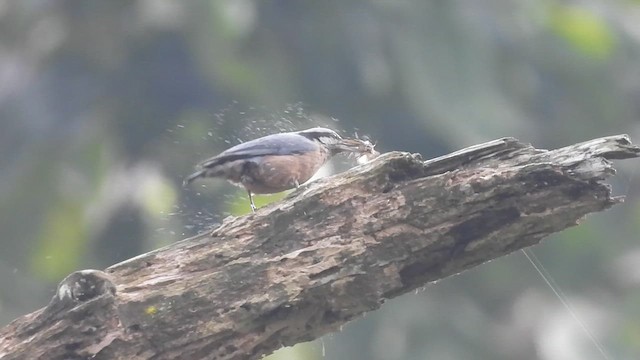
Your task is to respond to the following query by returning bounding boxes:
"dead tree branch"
[1,135,638,360]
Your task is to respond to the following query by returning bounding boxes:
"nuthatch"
[184,127,378,212]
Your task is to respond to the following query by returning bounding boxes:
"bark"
[1,135,638,360]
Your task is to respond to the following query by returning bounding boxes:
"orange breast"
[242,151,329,194]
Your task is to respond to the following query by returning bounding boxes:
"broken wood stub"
[0,135,638,360]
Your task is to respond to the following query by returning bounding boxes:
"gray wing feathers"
[198,133,317,168]
[184,133,317,185]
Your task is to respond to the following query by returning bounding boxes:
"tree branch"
[1,135,638,360]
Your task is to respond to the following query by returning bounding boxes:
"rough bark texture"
[1,135,638,360]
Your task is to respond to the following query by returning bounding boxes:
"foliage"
[1,1,639,359]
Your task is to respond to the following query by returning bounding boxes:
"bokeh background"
[1,1,640,359]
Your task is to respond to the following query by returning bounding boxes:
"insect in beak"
[337,138,380,164]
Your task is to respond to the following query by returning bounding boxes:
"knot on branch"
[55,269,116,304]
[1,135,638,360]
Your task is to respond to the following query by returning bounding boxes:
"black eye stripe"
[299,131,340,140]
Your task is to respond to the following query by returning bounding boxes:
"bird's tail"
[182,170,205,187]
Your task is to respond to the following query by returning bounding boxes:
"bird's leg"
[294,180,300,189]
[247,190,257,213]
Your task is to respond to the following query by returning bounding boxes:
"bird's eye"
[319,136,338,144]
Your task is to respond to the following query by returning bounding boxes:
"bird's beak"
[336,138,381,163]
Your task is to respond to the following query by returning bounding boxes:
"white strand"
[521,248,612,360]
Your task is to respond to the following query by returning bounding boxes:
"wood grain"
[1,135,638,360]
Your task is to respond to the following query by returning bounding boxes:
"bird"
[183,127,376,212]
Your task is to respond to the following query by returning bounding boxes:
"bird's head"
[295,127,378,158]
[295,127,342,146]
[296,127,349,155]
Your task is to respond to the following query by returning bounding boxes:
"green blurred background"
[1,1,640,359]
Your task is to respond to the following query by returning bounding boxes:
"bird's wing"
[197,133,317,169]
